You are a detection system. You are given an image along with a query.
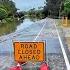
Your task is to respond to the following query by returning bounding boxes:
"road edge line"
[54,19,70,70]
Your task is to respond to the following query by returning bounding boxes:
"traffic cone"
[9,63,22,70]
[39,62,49,70]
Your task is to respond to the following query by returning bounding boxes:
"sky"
[12,0,46,11]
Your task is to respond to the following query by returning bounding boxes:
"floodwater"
[16,19,34,31]
[0,18,39,52]
[0,18,67,70]
[0,18,36,36]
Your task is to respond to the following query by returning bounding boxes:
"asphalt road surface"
[0,18,69,70]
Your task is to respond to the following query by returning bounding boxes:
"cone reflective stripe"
[39,63,49,70]
[9,63,22,70]
[17,63,21,66]
[18,61,27,65]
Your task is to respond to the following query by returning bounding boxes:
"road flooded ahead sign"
[13,42,46,62]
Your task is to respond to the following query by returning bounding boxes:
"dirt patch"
[65,37,70,51]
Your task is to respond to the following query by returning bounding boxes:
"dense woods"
[43,0,70,19]
[25,0,70,19]
[0,0,24,23]
[0,0,70,21]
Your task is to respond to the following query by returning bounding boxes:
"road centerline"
[34,22,46,41]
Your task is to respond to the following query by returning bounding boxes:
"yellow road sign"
[13,42,46,62]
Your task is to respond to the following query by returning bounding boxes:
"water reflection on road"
[0,18,36,36]
[16,19,34,31]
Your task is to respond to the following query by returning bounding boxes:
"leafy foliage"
[3,1,16,16]
[0,8,7,20]
[27,8,44,19]
[64,0,70,16]
[0,0,17,19]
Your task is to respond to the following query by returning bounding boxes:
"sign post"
[13,42,46,63]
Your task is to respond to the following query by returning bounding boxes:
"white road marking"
[34,22,46,41]
[54,20,70,70]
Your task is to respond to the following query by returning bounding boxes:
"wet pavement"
[0,18,67,70]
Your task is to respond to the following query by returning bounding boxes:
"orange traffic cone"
[39,62,49,70]
[9,63,22,70]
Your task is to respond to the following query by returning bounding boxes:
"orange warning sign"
[13,42,46,62]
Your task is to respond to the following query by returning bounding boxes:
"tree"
[43,0,64,18]
[42,6,48,18]
[0,8,7,21]
[64,0,70,18]
[47,0,63,18]
[0,0,17,17]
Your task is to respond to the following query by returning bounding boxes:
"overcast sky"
[12,0,46,11]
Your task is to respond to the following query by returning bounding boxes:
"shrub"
[0,8,7,20]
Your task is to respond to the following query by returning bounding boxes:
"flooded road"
[0,18,67,70]
[0,18,37,52]
[16,19,35,31]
